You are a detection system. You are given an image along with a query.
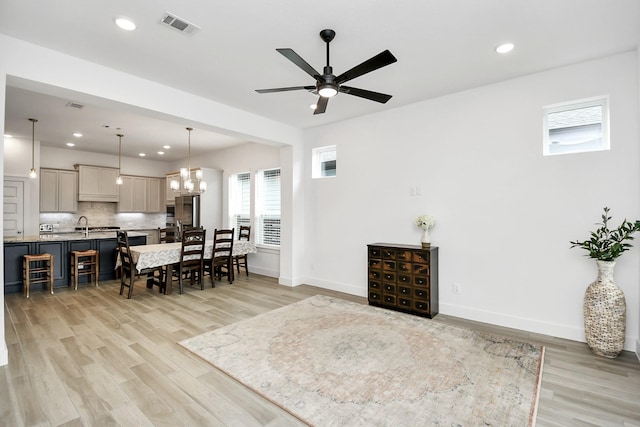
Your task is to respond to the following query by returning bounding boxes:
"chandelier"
[170,127,206,193]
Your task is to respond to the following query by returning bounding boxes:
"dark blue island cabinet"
[3,235,146,294]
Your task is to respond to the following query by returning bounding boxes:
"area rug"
[179,295,544,426]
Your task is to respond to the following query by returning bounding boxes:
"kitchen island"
[3,231,148,294]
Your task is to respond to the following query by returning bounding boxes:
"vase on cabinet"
[421,228,430,248]
[583,260,626,358]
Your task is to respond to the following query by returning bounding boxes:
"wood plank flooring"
[2,274,639,426]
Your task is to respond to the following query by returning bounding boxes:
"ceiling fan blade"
[313,96,328,115]
[277,48,322,81]
[335,50,397,85]
[256,86,315,94]
[339,86,392,103]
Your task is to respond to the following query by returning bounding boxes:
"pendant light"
[28,118,38,179]
[171,127,206,193]
[116,134,124,185]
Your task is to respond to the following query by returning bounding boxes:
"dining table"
[116,240,257,294]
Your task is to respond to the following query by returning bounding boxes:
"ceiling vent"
[161,12,200,35]
[66,101,84,109]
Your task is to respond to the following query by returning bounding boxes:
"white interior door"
[4,180,25,237]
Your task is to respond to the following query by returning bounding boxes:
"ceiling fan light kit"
[256,29,397,114]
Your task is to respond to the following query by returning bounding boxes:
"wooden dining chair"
[117,230,162,298]
[157,226,180,285]
[177,228,206,293]
[234,225,251,276]
[158,226,179,243]
[205,228,235,285]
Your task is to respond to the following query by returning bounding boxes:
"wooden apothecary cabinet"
[367,243,439,318]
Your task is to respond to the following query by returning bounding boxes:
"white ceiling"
[1,0,639,160]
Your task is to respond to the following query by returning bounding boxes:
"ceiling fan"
[256,29,397,115]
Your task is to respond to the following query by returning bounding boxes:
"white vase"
[583,260,626,358]
[421,228,430,248]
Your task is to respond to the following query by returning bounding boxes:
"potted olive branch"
[570,207,640,261]
[569,207,640,358]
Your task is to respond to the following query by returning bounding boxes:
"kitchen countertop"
[4,231,149,243]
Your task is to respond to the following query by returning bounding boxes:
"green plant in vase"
[570,207,640,260]
[570,207,640,358]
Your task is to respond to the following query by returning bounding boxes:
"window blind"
[228,172,251,238]
[255,168,281,246]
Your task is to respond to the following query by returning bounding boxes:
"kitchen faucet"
[77,216,89,237]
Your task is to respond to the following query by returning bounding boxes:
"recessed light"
[4,134,12,138]
[138,153,146,157]
[163,145,171,149]
[115,17,136,31]
[496,43,515,54]
[157,151,165,155]
[73,132,83,137]
[66,142,75,147]
[310,104,317,110]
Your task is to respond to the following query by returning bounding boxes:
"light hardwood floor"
[2,274,639,426]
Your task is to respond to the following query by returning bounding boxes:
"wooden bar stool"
[23,253,54,298]
[70,250,99,290]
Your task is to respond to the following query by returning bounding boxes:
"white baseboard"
[441,302,637,352]
[264,278,640,354]
[0,340,7,366]
[248,266,278,279]
[301,276,366,298]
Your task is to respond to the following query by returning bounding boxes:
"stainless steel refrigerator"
[175,195,200,229]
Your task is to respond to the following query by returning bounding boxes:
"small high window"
[543,97,609,156]
[312,145,336,178]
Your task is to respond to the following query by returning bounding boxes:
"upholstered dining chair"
[234,225,251,276]
[177,228,206,293]
[205,228,235,285]
[117,230,162,298]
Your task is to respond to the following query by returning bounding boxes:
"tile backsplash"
[40,202,165,232]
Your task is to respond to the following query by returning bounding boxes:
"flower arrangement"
[415,214,435,230]
[570,207,640,261]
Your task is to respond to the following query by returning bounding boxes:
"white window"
[312,145,336,178]
[228,172,251,238]
[543,97,609,156]
[255,168,281,246]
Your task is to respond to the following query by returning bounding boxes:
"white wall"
[0,33,303,366]
[3,136,41,236]
[41,146,170,177]
[637,45,640,359]
[196,142,282,278]
[302,51,640,350]
[3,136,39,177]
[0,75,6,365]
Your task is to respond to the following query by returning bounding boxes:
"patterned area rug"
[179,295,544,426]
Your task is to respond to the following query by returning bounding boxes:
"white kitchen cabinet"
[77,165,119,202]
[40,168,78,212]
[118,176,134,212]
[119,175,163,213]
[147,178,163,213]
[119,176,146,212]
[165,173,179,204]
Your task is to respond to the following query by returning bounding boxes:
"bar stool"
[23,253,54,298]
[70,250,99,290]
